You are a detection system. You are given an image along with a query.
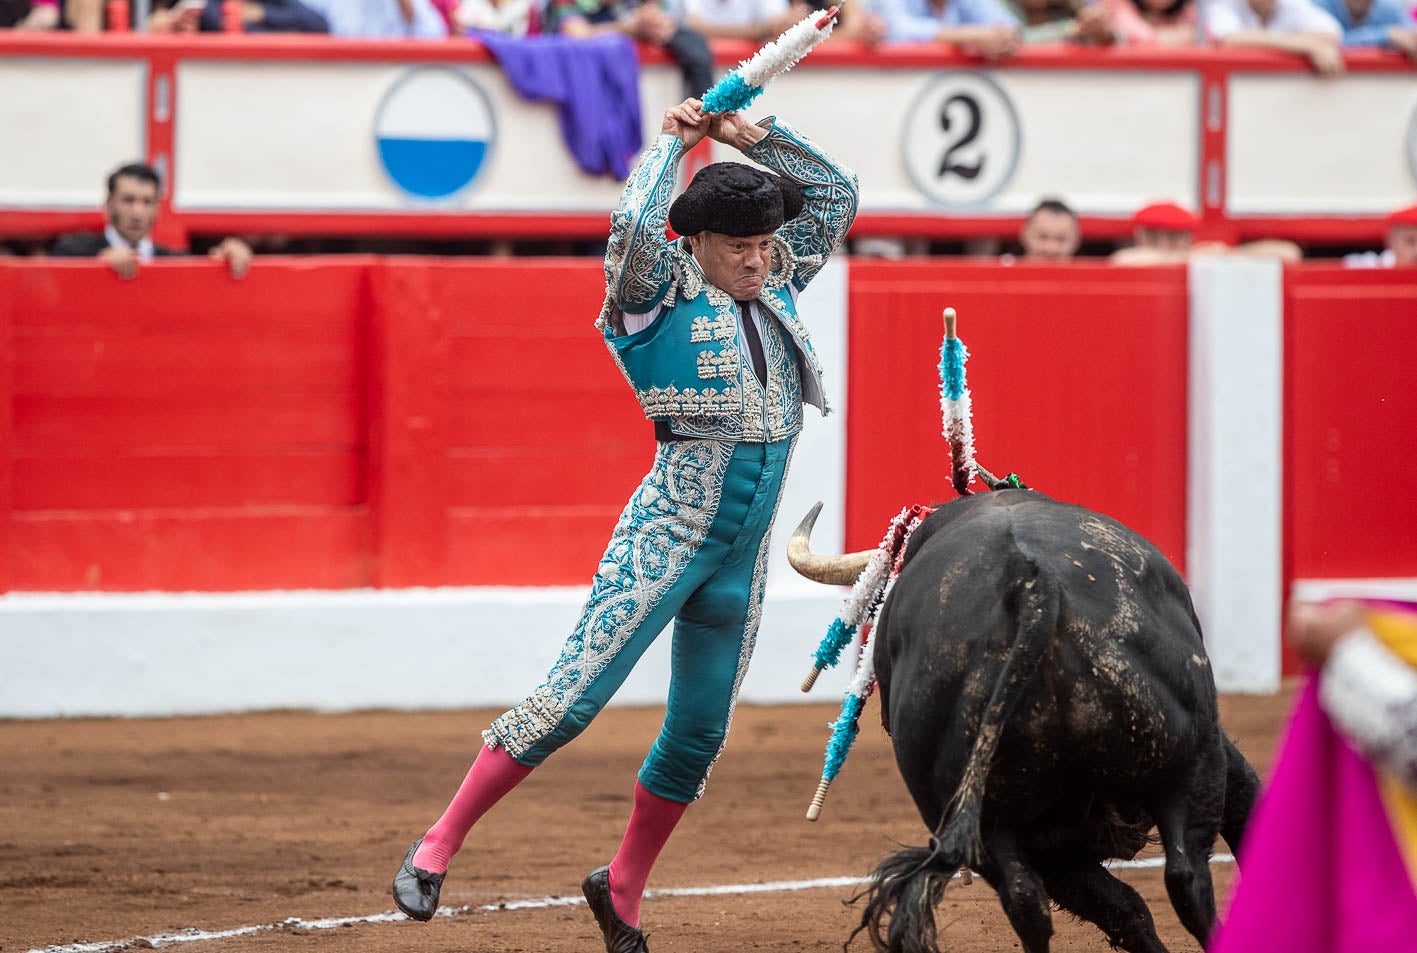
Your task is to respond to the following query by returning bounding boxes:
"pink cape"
[1209,679,1417,953]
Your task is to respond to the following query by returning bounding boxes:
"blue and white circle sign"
[375,67,495,201]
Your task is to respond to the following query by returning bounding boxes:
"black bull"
[789,490,1261,953]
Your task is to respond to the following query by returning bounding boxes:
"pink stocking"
[412,744,533,873]
[607,781,690,927]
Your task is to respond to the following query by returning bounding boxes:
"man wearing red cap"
[1111,200,1301,264]
[1345,205,1417,268]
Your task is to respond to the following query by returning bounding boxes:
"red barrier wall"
[4,258,1414,595]
[1284,266,1417,582]
[4,259,373,591]
[366,260,650,586]
[844,261,1191,571]
[0,257,639,591]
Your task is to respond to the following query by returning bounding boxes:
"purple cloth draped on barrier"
[1210,679,1417,953]
[473,30,643,179]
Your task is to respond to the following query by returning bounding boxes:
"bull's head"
[786,501,875,586]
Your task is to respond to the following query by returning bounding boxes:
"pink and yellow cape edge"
[1359,600,1417,891]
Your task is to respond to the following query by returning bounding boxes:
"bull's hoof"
[392,837,445,921]
[582,866,650,953]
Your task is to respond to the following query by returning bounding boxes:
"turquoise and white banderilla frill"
[800,306,992,820]
[700,4,841,115]
[799,504,935,820]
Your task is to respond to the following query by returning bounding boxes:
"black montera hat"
[668,162,805,237]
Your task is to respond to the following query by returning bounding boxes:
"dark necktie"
[737,300,768,387]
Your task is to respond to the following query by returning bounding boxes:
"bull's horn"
[786,502,873,587]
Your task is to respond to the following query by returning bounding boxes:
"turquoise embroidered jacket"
[596,118,859,442]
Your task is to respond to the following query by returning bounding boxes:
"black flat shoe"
[581,866,649,953]
[392,837,445,921]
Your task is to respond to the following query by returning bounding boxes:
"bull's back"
[876,491,1218,815]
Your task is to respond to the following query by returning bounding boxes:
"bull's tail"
[848,556,1060,953]
[847,844,958,953]
[934,551,1060,869]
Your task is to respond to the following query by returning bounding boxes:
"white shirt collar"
[105,224,155,263]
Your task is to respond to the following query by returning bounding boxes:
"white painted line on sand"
[26,855,1236,953]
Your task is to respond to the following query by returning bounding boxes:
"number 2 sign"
[902,72,1021,208]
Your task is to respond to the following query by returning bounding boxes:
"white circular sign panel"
[375,67,496,202]
[902,72,1021,209]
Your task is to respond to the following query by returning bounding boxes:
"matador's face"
[689,231,775,302]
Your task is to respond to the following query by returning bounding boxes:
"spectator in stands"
[695,0,888,44]
[1314,0,1417,56]
[801,0,890,42]
[49,162,252,280]
[2,0,102,29]
[544,0,714,100]
[1201,0,1346,75]
[1104,0,1198,42]
[1002,0,1118,42]
[683,0,806,40]
[875,0,1022,56]
[454,0,537,34]
[302,0,448,37]
[1019,197,1082,259]
[147,0,328,32]
[1344,204,1417,267]
[1110,200,1303,263]
[3,0,56,28]
[687,0,888,44]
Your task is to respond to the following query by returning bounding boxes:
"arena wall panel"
[1187,257,1283,693]
[436,259,653,585]
[2,258,1415,714]
[1284,267,1417,580]
[1,35,1411,246]
[0,56,147,209]
[844,261,1190,571]
[0,256,848,590]
[4,259,373,590]
[1227,75,1417,215]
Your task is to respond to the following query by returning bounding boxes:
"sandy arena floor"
[1,688,1295,953]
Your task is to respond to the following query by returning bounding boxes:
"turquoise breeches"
[484,437,796,803]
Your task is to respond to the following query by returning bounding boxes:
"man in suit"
[50,162,252,280]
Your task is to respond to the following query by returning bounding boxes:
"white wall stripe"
[0,585,852,718]
[1186,257,1284,693]
[1291,579,1417,603]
